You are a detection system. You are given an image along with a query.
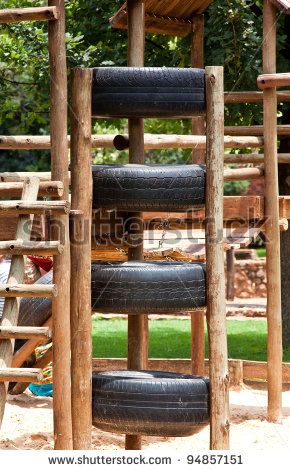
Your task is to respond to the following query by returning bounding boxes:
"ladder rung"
[0,181,63,198]
[0,7,58,24]
[0,326,51,341]
[0,368,43,383]
[0,284,57,298]
[0,200,69,215]
[0,240,63,256]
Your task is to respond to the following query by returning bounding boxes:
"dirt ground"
[0,384,289,451]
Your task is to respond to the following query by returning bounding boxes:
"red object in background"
[28,256,53,273]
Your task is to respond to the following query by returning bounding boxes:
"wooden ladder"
[0,1,71,449]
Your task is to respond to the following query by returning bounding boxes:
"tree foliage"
[0,0,289,177]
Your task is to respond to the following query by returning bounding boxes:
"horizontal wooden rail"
[258,73,290,89]
[0,7,58,23]
[0,181,63,197]
[0,240,63,256]
[224,90,290,103]
[0,326,51,341]
[224,167,264,181]
[0,134,264,151]
[0,200,69,215]
[92,358,290,384]
[0,284,57,298]
[270,0,290,14]
[0,368,43,383]
[12,318,52,369]
[225,125,290,136]
[224,153,290,164]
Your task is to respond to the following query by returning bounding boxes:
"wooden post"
[191,14,205,376]
[205,66,230,450]
[48,0,72,449]
[0,177,39,425]
[70,68,93,450]
[226,247,235,301]
[263,0,282,423]
[126,0,147,451]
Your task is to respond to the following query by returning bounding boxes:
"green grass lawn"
[92,317,290,362]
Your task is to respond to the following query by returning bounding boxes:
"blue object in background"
[28,383,53,397]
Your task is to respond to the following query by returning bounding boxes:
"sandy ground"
[0,385,289,451]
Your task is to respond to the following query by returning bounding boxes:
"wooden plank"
[0,6,58,23]
[0,177,39,426]
[48,0,72,450]
[224,153,290,164]
[0,326,51,341]
[258,73,290,89]
[0,368,43,383]
[205,66,229,450]
[0,200,69,215]
[225,125,290,136]
[0,284,57,298]
[0,240,63,256]
[70,68,93,450]
[126,0,146,452]
[263,0,282,424]
[0,181,63,198]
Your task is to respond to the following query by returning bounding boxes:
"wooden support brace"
[0,368,43,383]
[0,240,63,256]
[0,181,63,198]
[0,200,69,215]
[258,73,290,89]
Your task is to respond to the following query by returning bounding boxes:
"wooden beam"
[258,73,290,89]
[92,358,290,384]
[226,247,235,301]
[0,368,43,383]
[70,68,93,450]
[205,66,229,450]
[0,181,63,198]
[125,0,146,452]
[0,6,58,23]
[225,125,290,136]
[191,14,205,376]
[224,90,290,103]
[0,326,51,341]
[0,200,69,215]
[0,284,57,298]
[263,0,282,424]
[48,0,72,450]
[224,153,290,164]
[270,0,290,12]
[0,177,39,426]
[0,240,63,256]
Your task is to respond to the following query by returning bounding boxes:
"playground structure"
[0,0,290,451]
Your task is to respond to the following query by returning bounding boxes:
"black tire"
[92,370,209,437]
[92,67,205,118]
[92,261,206,314]
[15,271,53,352]
[92,164,206,212]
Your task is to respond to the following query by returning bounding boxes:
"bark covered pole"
[263,0,282,423]
[125,0,147,451]
[70,68,93,449]
[191,14,205,376]
[205,66,230,450]
[226,247,235,301]
[48,0,73,449]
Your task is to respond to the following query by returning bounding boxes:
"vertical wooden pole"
[191,14,205,376]
[263,0,282,423]
[126,0,147,451]
[70,68,93,449]
[48,0,73,449]
[206,66,230,450]
[226,247,235,301]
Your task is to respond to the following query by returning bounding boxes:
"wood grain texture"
[0,326,51,341]
[0,177,39,426]
[263,0,283,424]
[48,0,72,450]
[258,72,290,89]
[0,368,43,383]
[0,284,56,298]
[225,90,290,103]
[0,6,58,23]
[0,240,63,256]
[205,66,230,450]
[70,68,93,450]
